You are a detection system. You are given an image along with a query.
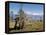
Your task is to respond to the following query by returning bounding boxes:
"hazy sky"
[9,3,44,16]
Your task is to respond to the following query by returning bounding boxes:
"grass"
[9,20,43,32]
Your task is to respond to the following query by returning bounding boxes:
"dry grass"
[9,20,43,32]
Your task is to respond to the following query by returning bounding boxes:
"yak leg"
[21,22,24,29]
[14,21,17,30]
[20,21,24,29]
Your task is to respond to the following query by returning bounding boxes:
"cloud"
[24,11,43,16]
[24,11,32,15]
[13,11,18,15]
[32,13,43,15]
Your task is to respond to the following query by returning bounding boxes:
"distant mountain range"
[26,15,43,20]
[10,14,43,20]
